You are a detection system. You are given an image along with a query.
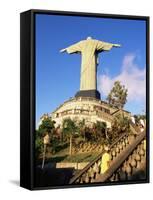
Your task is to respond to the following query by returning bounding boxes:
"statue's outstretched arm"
[113,44,121,47]
[60,41,82,54]
[59,47,78,54]
[96,40,121,51]
[60,48,67,53]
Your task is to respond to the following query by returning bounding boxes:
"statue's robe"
[65,39,114,91]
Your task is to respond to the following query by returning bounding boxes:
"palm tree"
[62,118,77,155]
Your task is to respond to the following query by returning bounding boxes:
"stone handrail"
[69,123,146,184]
[94,130,145,182]
[111,109,120,116]
[69,130,129,184]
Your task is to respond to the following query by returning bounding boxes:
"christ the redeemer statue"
[60,37,121,99]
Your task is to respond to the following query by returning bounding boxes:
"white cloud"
[98,53,146,104]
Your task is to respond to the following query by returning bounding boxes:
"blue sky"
[36,14,146,125]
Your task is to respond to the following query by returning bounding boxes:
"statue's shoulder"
[95,39,105,43]
[86,39,97,44]
[80,39,86,43]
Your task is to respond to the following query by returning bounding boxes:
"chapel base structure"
[43,97,131,129]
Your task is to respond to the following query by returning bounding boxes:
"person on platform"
[140,119,145,127]
[131,116,136,124]
[100,145,111,174]
[139,119,145,132]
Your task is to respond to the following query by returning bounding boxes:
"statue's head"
[87,36,92,40]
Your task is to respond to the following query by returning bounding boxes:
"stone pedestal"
[75,90,101,100]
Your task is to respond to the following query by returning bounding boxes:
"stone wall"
[55,162,89,170]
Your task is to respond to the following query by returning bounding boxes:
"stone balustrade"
[55,107,113,122]
[69,129,146,184]
[108,138,146,182]
[69,131,130,184]
[72,142,104,154]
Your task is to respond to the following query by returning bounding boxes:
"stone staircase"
[69,124,146,184]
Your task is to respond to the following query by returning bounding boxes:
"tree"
[36,117,55,159]
[77,119,86,141]
[107,81,128,109]
[39,117,55,137]
[62,118,78,155]
[93,121,107,141]
[110,113,130,141]
[35,129,44,159]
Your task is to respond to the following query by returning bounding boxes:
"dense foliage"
[35,113,131,161]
